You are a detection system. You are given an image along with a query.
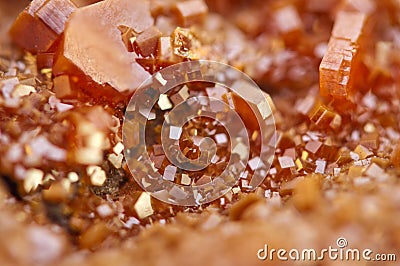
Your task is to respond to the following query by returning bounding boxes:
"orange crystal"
[36,0,77,35]
[9,0,76,53]
[59,0,153,93]
[135,26,162,57]
[9,11,58,54]
[319,11,367,100]
[175,0,208,27]
[53,75,75,99]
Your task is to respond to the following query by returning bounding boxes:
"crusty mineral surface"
[1,0,400,265]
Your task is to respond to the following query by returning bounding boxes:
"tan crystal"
[63,0,153,92]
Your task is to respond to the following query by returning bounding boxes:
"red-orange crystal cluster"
[0,0,400,265]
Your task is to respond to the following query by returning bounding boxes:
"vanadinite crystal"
[319,11,368,100]
[9,0,77,53]
[1,0,400,265]
[60,0,152,93]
